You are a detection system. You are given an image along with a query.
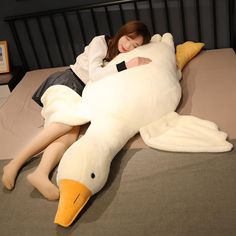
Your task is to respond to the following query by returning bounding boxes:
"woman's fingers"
[138,57,152,64]
[126,57,152,68]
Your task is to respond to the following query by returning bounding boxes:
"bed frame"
[5,0,236,71]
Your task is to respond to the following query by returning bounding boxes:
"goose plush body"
[41,33,232,227]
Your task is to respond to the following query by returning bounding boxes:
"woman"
[2,20,152,200]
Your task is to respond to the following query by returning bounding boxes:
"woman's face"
[118,34,144,53]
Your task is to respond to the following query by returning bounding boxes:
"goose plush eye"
[91,173,95,179]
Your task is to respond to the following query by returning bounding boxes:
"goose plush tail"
[140,112,233,152]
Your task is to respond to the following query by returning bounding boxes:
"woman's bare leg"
[2,122,74,190]
[27,126,80,200]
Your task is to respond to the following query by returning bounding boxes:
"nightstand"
[0,66,26,106]
[0,66,26,91]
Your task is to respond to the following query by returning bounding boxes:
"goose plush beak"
[54,179,92,227]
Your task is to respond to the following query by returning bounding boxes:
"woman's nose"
[125,41,134,50]
[125,41,131,49]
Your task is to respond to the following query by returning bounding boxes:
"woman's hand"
[126,57,152,69]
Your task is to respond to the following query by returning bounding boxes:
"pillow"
[176,41,205,70]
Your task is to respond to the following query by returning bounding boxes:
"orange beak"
[54,179,92,227]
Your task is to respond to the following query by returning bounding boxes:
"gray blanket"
[1,141,236,236]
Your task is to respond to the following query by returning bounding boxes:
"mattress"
[177,48,236,140]
[0,48,235,160]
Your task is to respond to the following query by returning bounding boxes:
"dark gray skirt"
[32,69,85,107]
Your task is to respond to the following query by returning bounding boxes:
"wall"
[0,0,110,67]
[1,0,235,68]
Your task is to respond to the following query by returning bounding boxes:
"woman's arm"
[88,36,152,81]
[88,36,126,81]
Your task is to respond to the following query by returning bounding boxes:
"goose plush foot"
[27,171,59,201]
[1,161,20,190]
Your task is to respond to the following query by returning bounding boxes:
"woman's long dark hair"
[105,20,151,62]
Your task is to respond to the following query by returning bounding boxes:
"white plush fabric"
[42,33,181,131]
[41,33,232,195]
[41,86,89,127]
[41,33,233,227]
[140,112,233,152]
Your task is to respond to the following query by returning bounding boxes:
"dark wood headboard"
[5,0,236,71]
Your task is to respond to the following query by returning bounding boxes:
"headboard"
[5,0,236,71]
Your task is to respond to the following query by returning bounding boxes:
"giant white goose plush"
[41,33,233,227]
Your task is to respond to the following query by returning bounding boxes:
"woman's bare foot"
[1,161,20,190]
[27,171,59,201]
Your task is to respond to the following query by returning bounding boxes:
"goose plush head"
[54,135,112,226]
[54,116,138,227]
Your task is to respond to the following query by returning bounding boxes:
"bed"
[1,0,236,235]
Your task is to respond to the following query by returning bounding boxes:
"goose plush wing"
[140,112,233,152]
[41,85,91,127]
